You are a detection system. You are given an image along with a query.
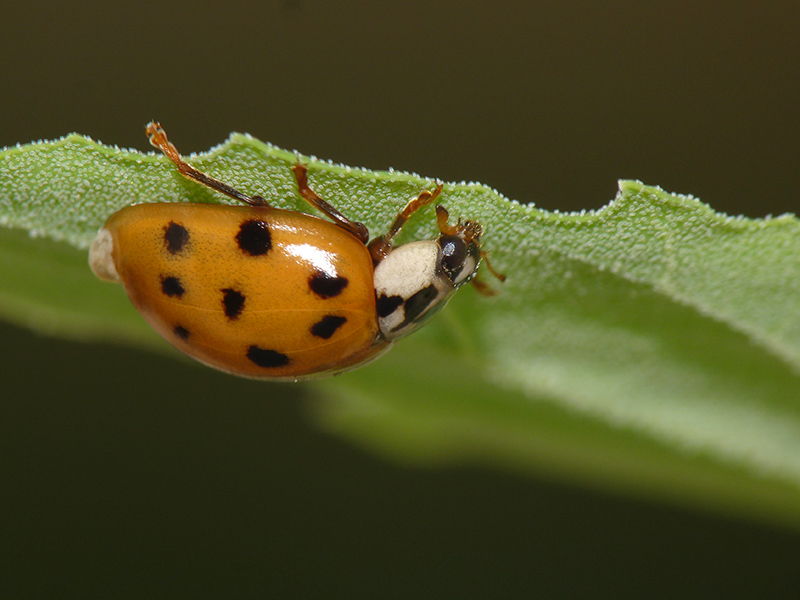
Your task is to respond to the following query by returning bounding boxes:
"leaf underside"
[3,133,800,528]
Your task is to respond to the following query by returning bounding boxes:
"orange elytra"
[89,122,503,380]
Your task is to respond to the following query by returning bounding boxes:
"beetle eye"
[439,235,468,281]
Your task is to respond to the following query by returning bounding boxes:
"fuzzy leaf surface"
[2,133,800,527]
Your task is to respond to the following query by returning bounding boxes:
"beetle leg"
[146,122,269,207]
[291,162,369,244]
[367,183,442,264]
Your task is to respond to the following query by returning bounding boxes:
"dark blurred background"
[2,1,800,597]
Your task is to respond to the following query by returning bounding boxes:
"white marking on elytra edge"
[88,228,120,283]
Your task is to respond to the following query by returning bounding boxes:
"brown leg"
[146,122,268,207]
[291,162,369,244]
[435,205,457,236]
[384,183,442,242]
[471,277,499,296]
[469,253,506,295]
[367,183,443,263]
[480,251,507,282]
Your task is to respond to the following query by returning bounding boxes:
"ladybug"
[89,122,503,380]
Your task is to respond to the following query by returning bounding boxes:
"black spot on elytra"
[247,345,290,368]
[402,284,439,324]
[221,288,246,320]
[164,222,190,254]
[173,325,190,340]
[376,294,403,318]
[310,315,347,339]
[236,219,272,256]
[161,275,185,298]
[309,270,349,299]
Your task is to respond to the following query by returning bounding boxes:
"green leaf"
[3,133,800,528]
